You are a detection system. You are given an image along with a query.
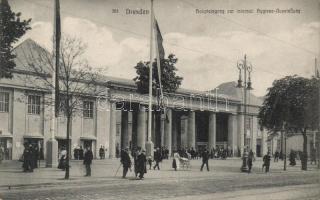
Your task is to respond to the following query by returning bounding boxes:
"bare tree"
[16,36,107,179]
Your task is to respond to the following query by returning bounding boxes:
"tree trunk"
[301,132,308,171]
[65,114,71,179]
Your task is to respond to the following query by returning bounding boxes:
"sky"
[10,0,320,96]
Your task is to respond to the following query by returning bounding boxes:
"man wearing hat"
[153,147,162,170]
[120,147,131,178]
[136,149,147,179]
[83,146,93,176]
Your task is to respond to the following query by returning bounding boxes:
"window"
[83,101,94,118]
[0,92,9,112]
[245,117,252,130]
[28,95,41,115]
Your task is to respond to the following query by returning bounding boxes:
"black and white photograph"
[0,0,319,199]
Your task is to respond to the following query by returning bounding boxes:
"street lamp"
[237,54,253,172]
[282,122,287,171]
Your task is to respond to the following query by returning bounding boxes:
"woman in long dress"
[172,151,180,171]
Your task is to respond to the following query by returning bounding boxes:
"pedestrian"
[274,150,279,162]
[39,147,44,160]
[247,150,254,173]
[200,148,210,171]
[289,150,296,166]
[0,145,4,164]
[310,147,316,165]
[153,148,162,170]
[33,145,39,169]
[73,147,79,160]
[147,156,153,170]
[104,147,107,159]
[133,147,140,177]
[28,144,35,170]
[83,146,93,176]
[165,147,169,159]
[172,151,180,171]
[120,148,131,178]
[99,145,105,160]
[136,149,147,179]
[263,152,271,173]
[58,146,67,170]
[23,144,33,172]
[79,146,84,160]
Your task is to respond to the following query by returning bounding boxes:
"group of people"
[99,146,107,159]
[73,146,85,160]
[182,147,231,160]
[273,148,317,166]
[120,147,147,179]
[22,143,43,172]
[19,144,318,178]
[171,148,211,171]
[243,149,270,173]
[0,145,10,163]
[59,145,94,176]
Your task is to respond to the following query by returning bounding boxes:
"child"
[147,156,153,170]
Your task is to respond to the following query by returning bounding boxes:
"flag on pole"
[153,12,169,122]
[154,17,165,111]
[54,0,61,117]
[154,18,165,60]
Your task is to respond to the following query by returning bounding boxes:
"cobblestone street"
[0,158,319,199]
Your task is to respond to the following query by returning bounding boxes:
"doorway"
[0,137,13,160]
[23,138,44,160]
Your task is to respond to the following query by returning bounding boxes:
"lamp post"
[281,122,287,171]
[236,54,253,172]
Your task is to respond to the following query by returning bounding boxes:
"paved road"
[1,169,319,200]
[0,159,319,200]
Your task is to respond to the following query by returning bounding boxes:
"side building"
[0,39,268,160]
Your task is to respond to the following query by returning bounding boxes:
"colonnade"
[108,103,263,158]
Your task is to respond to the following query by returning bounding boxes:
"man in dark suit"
[120,148,131,178]
[83,146,93,176]
[136,149,147,179]
[153,148,162,170]
[200,148,210,171]
[263,151,271,173]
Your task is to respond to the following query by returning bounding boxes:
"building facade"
[0,39,268,160]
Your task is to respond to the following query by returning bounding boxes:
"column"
[208,112,216,150]
[172,111,177,152]
[237,114,244,156]
[251,116,258,154]
[180,116,188,148]
[109,103,117,158]
[187,111,196,149]
[164,109,172,155]
[151,112,156,144]
[228,114,237,156]
[121,111,129,149]
[160,114,165,147]
[96,98,108,158]
[137,106,146,149]
[128,112,133,149]
[261,128,268,156]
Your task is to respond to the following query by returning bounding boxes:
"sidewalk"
[166,184,320,200]
[0,157,318,190]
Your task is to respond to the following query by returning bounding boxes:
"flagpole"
[316,57,320,169]
[146,0,155,156]
[46,0,59,168]
[148,0,154,143]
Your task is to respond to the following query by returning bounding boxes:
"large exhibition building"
[0,39,270,160]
